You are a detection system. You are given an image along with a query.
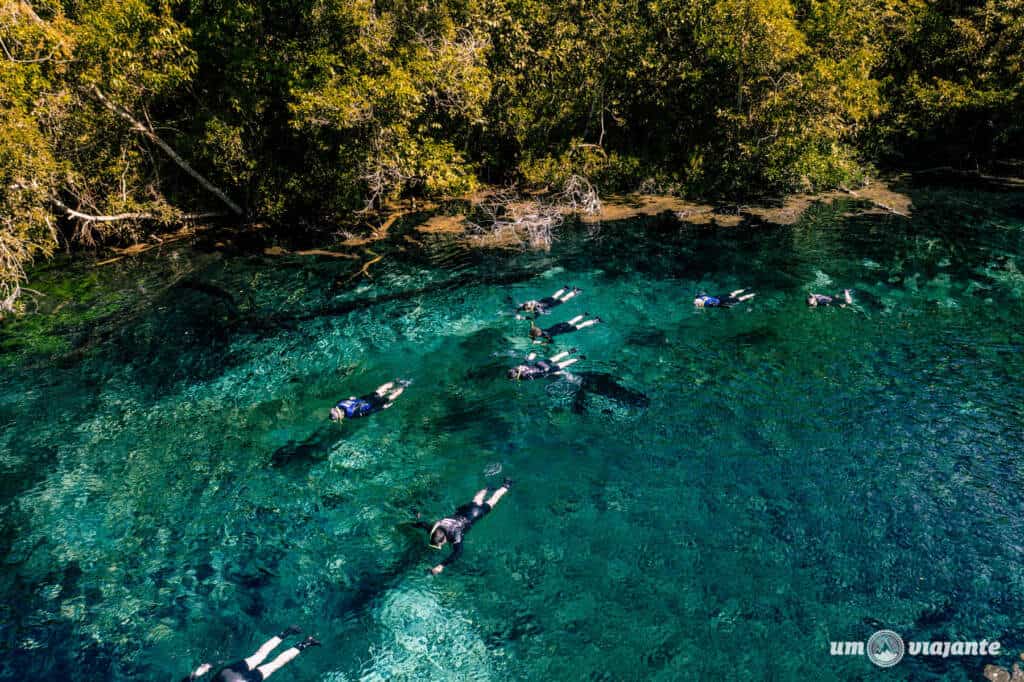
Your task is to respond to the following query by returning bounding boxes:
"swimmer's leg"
[472,488,488,505]
[560,289,579,303]
[574,317,600,329]
[729,289,746,298]
[550,287,568,300]
[256,637,320,679]
[843,289,853,304]
[555,357,580,370]
[375,382,396,396]
[550,350,570,362]
[384,387,405,403]
[244,635,285,669]
[568,314,585,325]
[485,482,510,507]
[736,292,756,302]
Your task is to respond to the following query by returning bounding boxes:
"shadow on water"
[270,424,340,468]
[571,372,650,415]
[325,524,429,625]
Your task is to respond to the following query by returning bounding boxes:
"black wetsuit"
[334,392,388,418]
[519,296,561,315]
[418,502,492,568]
[696,293,742,308]
[541,321,579,338]
[511,359,560,380]
[186,662,261,682]
[809,293,846,306]
[519,288,580,315]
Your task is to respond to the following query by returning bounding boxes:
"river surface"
[2,183,1023,680]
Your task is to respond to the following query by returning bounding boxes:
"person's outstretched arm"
[183,663,212,681]
[432,541,463,574]
[411,510,432,531]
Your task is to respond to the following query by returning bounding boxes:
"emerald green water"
[2,185,1023,680]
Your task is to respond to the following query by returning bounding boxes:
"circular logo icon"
[866,630,905,668]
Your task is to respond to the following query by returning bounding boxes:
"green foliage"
[72,0,195,101]
[1,0,196,294]
[1,0,1021,294]
[0,106,59,297]
[879,0,1023,164]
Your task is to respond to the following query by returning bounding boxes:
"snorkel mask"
[428,522,446,549]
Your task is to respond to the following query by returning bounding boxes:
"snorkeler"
[182,627,320,682]
[807,289,853,307]
[693,289,756,308]
[329,379,410,421]
[507,349,583,380]
[516,285,581,316]
[529,314,601,343]
[413,479,513,574]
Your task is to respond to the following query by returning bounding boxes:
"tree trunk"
[90,86,245,217]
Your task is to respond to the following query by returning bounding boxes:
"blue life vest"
[336,397,375,418]
[699,295,721,307]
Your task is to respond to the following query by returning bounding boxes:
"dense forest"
[1,0,1022,301]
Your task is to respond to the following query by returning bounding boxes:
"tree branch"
[90,86,245,216]
[49,194,154,223]
[15,1,47,25]
[0,34,57,63]
[11,180,222,225]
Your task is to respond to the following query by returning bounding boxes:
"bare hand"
[431,565,444,575]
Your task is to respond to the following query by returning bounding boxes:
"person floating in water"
[806,289,853,307]
[182,626,320,681]
[693,289,756,308]
[529,314,601,343]
[414,479,513,575]
[516,285,581,316]
[329,379,410,421]
[507,349,582,380]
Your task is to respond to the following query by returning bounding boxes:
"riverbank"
[18,168,1022,291]
[3,169,1020,370]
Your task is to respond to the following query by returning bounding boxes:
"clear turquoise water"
[2,185,1023,680]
